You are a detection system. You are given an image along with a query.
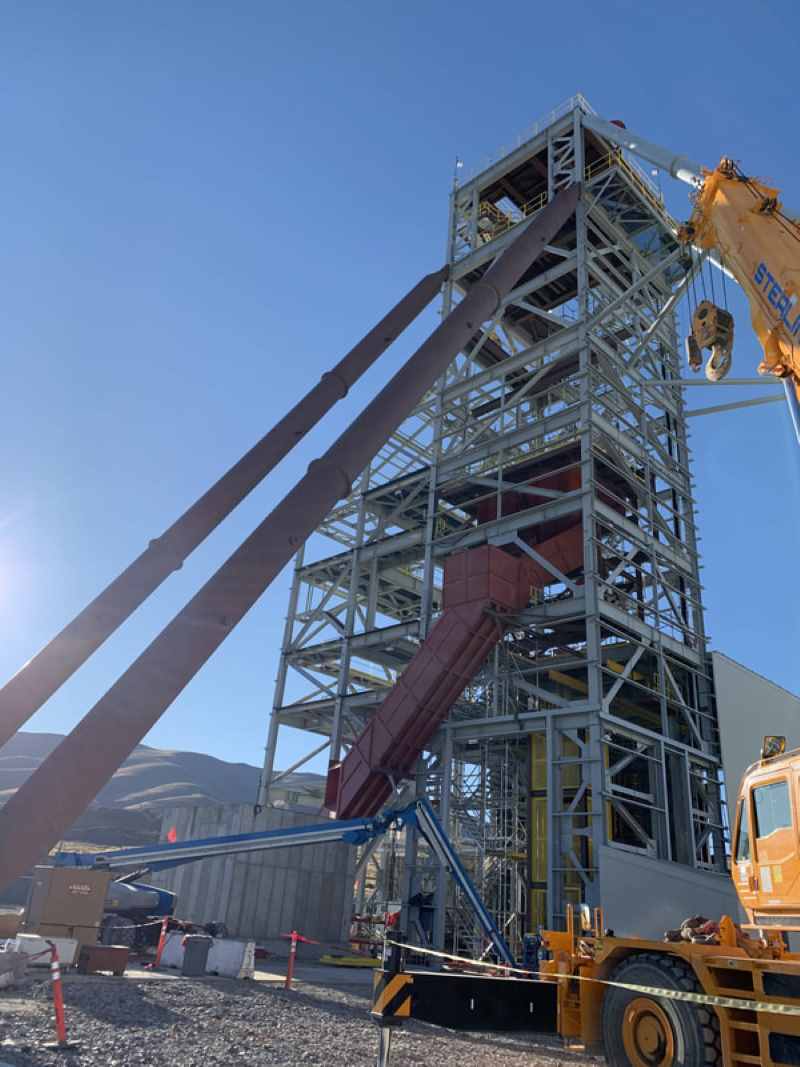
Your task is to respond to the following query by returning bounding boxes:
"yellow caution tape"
[384,940,800,1018]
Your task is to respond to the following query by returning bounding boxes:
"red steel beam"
[0,184,579,891]
[0,266,447,752]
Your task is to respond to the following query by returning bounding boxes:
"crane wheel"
[100,914,137,947]
[602,952,721,1066]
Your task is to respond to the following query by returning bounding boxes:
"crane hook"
[685,300,734,381]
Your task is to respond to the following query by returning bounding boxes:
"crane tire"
[602,952,721,1067]
[100,914,137,947]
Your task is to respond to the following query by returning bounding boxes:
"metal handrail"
[473,148,671,251]
[460,93,596,184]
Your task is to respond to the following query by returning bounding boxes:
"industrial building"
[259,94,741,949]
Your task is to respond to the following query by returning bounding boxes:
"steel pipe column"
[0,267,446,751]
[0,185,578,890]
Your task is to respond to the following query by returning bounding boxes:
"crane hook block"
[686,300,735,381]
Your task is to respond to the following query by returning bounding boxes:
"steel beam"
[0,186,580,890]
[0,266,447,752]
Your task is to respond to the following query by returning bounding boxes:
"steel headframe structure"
[259,94,727,956]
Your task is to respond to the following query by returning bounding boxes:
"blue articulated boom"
[407,799,514,966]
[53,812,392,873]
[53,799,514,966]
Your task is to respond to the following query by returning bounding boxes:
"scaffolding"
[260,94,728,956]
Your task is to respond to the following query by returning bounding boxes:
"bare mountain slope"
[0,731,323,812]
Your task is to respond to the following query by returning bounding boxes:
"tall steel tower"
[260,94,731,950]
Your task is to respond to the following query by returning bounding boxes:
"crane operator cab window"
[735,799,751,862]
[754,780,792,839]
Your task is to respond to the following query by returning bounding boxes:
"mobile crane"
[582,112,800,441]
[488,735,800,1067]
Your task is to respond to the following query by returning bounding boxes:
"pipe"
[582,113,705,188]
[0,185,579,890]
[784,379,800,447]
[0,266,446,752]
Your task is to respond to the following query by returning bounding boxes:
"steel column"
[0,266,447,751]
[0,188,579,891]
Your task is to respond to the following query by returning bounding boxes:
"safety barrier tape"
[0,942,62,963]
[103,918,168,932]
[385,939,800,1018]
[19,948,53,962]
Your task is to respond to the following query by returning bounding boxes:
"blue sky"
[1,1,799,779]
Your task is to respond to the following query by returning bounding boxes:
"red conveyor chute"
[325,601,500,818]
[326,535,583,820]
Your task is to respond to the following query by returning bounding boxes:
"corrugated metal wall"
[713,651,800,802]
[150,803,354,945]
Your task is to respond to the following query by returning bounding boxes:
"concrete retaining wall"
[149,804,355,946]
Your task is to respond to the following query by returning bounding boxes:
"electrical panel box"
[22,866,113,948]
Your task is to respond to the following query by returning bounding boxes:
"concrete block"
[160,933,255,978]
[11,934,79,967]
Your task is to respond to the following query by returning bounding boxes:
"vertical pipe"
[431,728,453,954]
[375,1026,393,1066]
[574,111,603,919]
[417,208,453,641]
[784,379,800,446]
[329,473,370,770]
[545,717,555,929]
[0,186,579,892]
[285,931,298,990]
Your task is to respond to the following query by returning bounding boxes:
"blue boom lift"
[53,797,514,966]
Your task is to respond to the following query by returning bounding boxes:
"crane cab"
[733,735,800,928]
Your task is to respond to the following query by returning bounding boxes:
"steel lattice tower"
[260,95,730,952]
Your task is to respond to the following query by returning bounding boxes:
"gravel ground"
[0,971,604,1067]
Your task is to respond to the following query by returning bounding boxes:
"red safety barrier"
[281,930,319,990]
[43,941,78,1051]
[146,916,170,970]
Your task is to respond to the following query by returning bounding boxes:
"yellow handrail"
[478,190,549,240]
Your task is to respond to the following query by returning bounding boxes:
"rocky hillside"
[0,732,325,846]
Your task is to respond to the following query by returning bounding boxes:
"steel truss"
[260,96,727,956]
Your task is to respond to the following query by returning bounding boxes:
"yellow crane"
[532,736,800,1066]
[583,113,800,441]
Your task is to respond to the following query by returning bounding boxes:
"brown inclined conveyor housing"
[323,435,638,820]
[325,535,583,820]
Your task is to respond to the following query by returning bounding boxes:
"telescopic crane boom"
[583,113,800,439]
